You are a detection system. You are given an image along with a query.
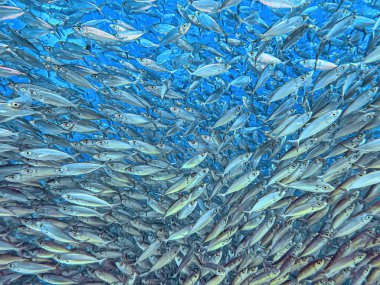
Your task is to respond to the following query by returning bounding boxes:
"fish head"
[212,208,219,216]
[224,63,232,71]
[170,106,180,114]
[269,268,280,277]
[188,139,199,148]
[171,247,179,257]
[73,26,83,33]
[363,112,376,122]
[242,152,253,161]
[362,213,373,222]
[320,183,334,192]
[20,150,33,158]
[188,14,198,23]
[250,170,260,179]
[179,23,191,34]
[69,229,82,239]
[8,262,20,270]
[200,152,208,158]
[201,135,212,143]
[192,271,200,280]
[7,101,23,109]
[5,173,23,182]
[331,109,342,119]
[354,252,366,262]
[136,58,147,65]
[289,162,299,171]
[96,140,109,147]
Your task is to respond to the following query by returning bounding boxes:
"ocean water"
[0,0,379,284]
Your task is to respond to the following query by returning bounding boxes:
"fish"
[191,63,231,77]
[0,0,377,284]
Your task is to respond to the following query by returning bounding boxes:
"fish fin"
[276,181,287,188]
[287,139,300,149]
[315,175,324,181]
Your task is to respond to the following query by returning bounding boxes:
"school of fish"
[0,0,379,284]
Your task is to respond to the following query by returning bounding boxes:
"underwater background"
[0,0,379,284]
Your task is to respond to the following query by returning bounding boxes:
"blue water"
[0,0,379,284]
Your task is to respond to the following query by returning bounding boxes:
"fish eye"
[11,102,21,108]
